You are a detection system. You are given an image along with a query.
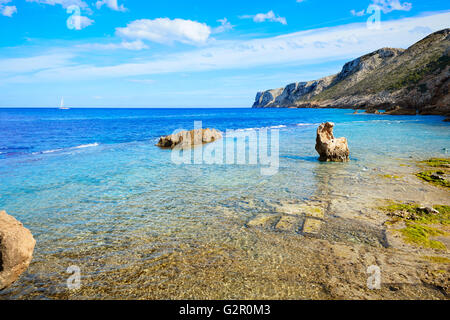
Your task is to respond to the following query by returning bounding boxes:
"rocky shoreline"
[2,155,448,300]
[1,126,448,300]
[252,29,450,118]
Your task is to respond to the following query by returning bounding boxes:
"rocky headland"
[252,29,450,117]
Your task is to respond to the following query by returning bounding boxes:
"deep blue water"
[0,107,449,298]
[1,107,449,222]
[1,107,448,157]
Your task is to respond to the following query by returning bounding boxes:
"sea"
[0,107,449,299]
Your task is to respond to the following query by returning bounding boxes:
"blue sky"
[0,0,449,108]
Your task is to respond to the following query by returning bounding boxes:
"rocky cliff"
[252,29,450,116]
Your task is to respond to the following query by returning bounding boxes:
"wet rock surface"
[156,128,222,149]
[384,106,417,115]
[247,202,326,236]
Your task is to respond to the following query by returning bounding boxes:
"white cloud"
[0,53,75,74]
[350,9,366,17]
[68,14,93,30]
[24,0,103,20]
[212,18,233,34]
[95,0,126,12]
[2,11,449,83]
[0,0,16,17]
[25,0,89,9]
[351,0,412,17]
[1,5,16,16]
[119,40,148,50]
[241,10,287,25]
[76,40,148,50]
[371,0,412,13]
[116,18,212,45]
[128,79,155,84]
[25,0,94,28]
[409,26,433,35]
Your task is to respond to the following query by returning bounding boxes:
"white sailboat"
[59,97,70,110]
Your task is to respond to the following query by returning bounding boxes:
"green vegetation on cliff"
[313,30,449,100]
[253,29,450,115]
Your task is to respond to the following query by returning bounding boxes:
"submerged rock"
[247,214,281,228]
[275,203,324,219]
[156,128,222,149]
[275,216,302,232]
[315,122,350,162]
[0,211,36,291]
[303,219,322,234]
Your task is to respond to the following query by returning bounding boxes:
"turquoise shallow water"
[0,108,449,299]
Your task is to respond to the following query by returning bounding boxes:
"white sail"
[59,97,69,109]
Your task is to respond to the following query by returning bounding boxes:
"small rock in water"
[315,122,350,162]
[0,211,36,291]
[156,128,222,149]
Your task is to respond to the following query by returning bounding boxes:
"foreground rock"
[156,128,222,149]
[0,211,36,290]
[315,122,350,162]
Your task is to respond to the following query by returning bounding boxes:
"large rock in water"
[156,128,222,149]
[0,211,36,290]
[315,122,350,162]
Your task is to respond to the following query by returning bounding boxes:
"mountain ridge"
[252,29,450,116]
